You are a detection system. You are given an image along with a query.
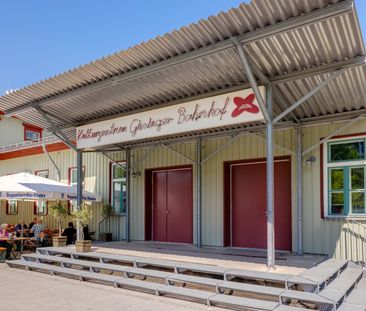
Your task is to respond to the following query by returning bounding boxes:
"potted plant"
[100,203,114,241]
[50,201,68,247]
[73,206,93,252]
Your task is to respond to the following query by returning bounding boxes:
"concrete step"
[224,268,292,285]
[38,247,138,265]
[124,267,174,280]
[22,253,130,273]
[286,259,349,293]
[159,286,214,304]
[319,267,363,306]
[209,294,279,310]
[7,260,122,284]
[217,281,284,297]
[167,274,223,287]
[337,303,366,311]
[280,289,334,306]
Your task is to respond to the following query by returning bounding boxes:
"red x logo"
[231,93,259,117]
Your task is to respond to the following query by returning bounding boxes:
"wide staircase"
[6,247,366,311]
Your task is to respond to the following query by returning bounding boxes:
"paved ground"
[0,263,225,311]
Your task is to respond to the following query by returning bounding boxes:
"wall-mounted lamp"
[131,171,141,178]
[305,156,316,167]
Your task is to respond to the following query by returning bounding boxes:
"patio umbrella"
[0,172,102,202]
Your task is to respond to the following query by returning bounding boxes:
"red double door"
[152,168,193,243]
[230,159,292,251]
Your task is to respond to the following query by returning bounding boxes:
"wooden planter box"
[52,236,67,247]
[75,240,92,252]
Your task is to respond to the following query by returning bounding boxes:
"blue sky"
[0,0,365,95]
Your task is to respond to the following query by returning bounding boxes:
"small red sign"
[231,94,259,117]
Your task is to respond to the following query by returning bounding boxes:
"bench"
[217,281,284,297]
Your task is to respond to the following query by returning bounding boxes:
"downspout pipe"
[42,142,61,181]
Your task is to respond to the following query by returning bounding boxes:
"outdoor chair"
[0,247,6,262]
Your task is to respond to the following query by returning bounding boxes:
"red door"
[231,159,292,251]
[152,168,193,243]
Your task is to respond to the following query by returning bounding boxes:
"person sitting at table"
[28,217,37,237]
[30,219,46,243]
[62,222,76,245]
[0,224,12,259]
[14,221,27,237]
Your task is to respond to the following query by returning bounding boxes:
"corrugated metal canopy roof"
[0,0,365,148]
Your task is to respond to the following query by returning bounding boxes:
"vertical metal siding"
[0,117,25,147]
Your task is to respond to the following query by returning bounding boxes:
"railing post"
[76,150,83,241]
[125,148,131,242]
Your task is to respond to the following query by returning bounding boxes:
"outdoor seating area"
[0,220,61,260]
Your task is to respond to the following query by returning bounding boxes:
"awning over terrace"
[0,0,365,267]
[0,0,365,149]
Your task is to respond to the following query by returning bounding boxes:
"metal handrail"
[0,135,60,153]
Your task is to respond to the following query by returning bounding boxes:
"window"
[35,170,49,179]
[23,124,42,141]
[68,167,85,186]
[111,163,126,214]
[7,200,18,215]
[324,138,366,217]
[35,201,47,215]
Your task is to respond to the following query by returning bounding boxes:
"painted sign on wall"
[76,87,265,149]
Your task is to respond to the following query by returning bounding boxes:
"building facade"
[1,114,366,263]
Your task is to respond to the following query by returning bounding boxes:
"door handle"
[165,210,169,214]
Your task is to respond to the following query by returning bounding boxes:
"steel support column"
[297,125,303,255]
[196,138,202,248]
[125,148,131,242]
[76,150,83,241]
[266,85,275,268]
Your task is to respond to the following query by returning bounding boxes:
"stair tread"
[8,260,121,282]
[225,268,292,282]
[167,274,223,286]
[218,281,284,296]
[125,267,174,279]
[160,286,214,300]
[281,289,334,304]
[324,268,363,292]
[209,294,279,310]
[39,247,138,263]
[23,254,130,272]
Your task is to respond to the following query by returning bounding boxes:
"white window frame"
[8,200,18,215]
[25,130,40,141]
[323,135,366,218]
[111,162,126,215]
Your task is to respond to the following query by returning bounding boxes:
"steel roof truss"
[35,107,77,152]
[273,69,345,124]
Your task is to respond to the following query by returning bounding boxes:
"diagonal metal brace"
[35,107,77,152]
[273,69,345,124]
[102,152,126,171]
[162,144,196,164]
[232,38,270,123]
